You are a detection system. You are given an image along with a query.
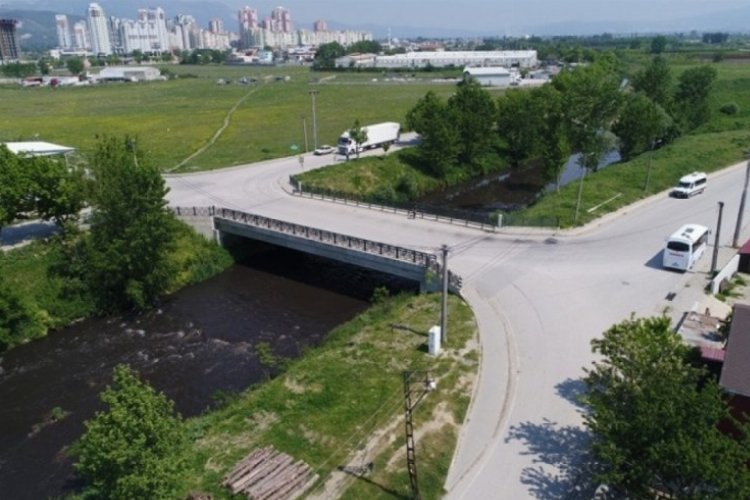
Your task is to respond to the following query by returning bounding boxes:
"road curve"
[166,152,750,499]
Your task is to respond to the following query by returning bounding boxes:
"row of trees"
[405,56,717,191]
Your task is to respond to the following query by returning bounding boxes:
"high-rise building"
[174,14,199,51]
[313,20,327,32]
[56,14,73,49]
[73,21,91,50]
[0,18,19,63]
[270,6,292,33]
[238,6,259,49]
[87,3,112,55]
[121,8,170,53]
[209,18,223,34]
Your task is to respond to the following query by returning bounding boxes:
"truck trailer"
[337,122,400,156]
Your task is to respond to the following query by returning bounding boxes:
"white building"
[337,50,538,69]
[73,21,90,50]
[87,2,112,55]
[55,15,73,49]
[95,66,162,82]
[463,66,512,87]
[120,8,170,53]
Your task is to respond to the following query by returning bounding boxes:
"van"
[672,172,707,198]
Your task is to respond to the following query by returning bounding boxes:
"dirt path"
[166,84,264,173]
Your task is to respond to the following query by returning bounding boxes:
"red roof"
[700,345,726,362]
[740,238,750,255]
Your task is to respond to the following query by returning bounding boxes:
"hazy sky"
[238,0,749,34]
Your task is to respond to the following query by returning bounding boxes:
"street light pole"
[732,155,750,248]
[308,89,319,150]
[711,201,725,275]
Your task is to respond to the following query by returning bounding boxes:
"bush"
[719,102,739,115]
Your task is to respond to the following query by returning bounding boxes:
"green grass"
[177,292,478,500]
[0,64,461,172]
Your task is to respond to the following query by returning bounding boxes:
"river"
[0,243,416,499]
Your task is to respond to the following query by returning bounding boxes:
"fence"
[289,177,498,232]
[171,206,215,217]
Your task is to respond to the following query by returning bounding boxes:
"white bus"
[663,223,710,271]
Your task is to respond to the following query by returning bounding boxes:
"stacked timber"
[222,446,318,500]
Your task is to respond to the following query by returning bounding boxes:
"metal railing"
[171,206,216,217]
[289,177,498,232]
[215,207,462,292]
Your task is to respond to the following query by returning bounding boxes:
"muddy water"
[0,244,416,499]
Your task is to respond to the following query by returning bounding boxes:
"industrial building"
[336,50,538,70]
[463,66,513,87]
[0,19,19,63]
[94,66,162,82]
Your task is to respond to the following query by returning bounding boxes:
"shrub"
[719,102,739,115]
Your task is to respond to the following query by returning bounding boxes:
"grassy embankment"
[0,65,461,172]
[295,59,750,227]
[0,221,232,350]
[177,291,478,500]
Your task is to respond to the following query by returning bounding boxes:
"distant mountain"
[0,9,83,52]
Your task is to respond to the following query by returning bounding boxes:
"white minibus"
[663,224,709,271]
[672,172,707,198]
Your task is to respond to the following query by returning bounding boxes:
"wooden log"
[223,447,274,486]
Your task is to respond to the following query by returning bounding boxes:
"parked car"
[314,144,335,155]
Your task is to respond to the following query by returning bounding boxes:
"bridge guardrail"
[214,206,463,293]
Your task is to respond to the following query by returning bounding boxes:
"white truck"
[337,122,400,156]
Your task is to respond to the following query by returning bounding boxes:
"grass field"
[0,64,463,172]
[178,292,478,500]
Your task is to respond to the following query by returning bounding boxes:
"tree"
[0,145,32,227]
[448,79,497,168]
[84,136,178,311]
[28,155,86,227]
[555,62,622,222]
[0,275,45,352]
[405,91,460,177]
[66,57,84,76]
[650,35,667,54]
[584,316,750,499]
[496,88,544,168]
[72,364,186,499]
[534,84,571,191]
[613,92,671,161]
[347,40,382,54]
[348,119,368,159]
[313,42,345,70]
[674,65,718,131]
[631,56,672,109]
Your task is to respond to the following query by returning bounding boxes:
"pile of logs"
[222,446,318,500]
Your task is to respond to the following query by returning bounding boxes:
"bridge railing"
[214,207,463,292]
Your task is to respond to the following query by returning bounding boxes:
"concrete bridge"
[174,206,463,293]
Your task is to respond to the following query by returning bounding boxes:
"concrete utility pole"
[440,244,449,345]
[402,371,436,500]
[733,156,750,248]
[712,201,725,274]
[301,115,308,152]
[308,89,319,150]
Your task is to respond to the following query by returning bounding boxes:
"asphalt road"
[166,149,749,499]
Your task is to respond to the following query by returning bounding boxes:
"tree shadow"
[555,378,588,411]
[506,417,602,499]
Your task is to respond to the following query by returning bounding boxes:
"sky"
[8,0,750,36]
[241,0,750,35]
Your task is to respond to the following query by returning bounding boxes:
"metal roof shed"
[3,141,76,157]
[719,303,750,397]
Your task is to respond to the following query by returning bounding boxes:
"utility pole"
[733,156,750,248]
[301,115,308,152]
[308,89,319,150]
[573,161,586,225]
[440,244,449,345]
[644,139,660,193]
[403,371,436,500]
[712,201,725,275]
